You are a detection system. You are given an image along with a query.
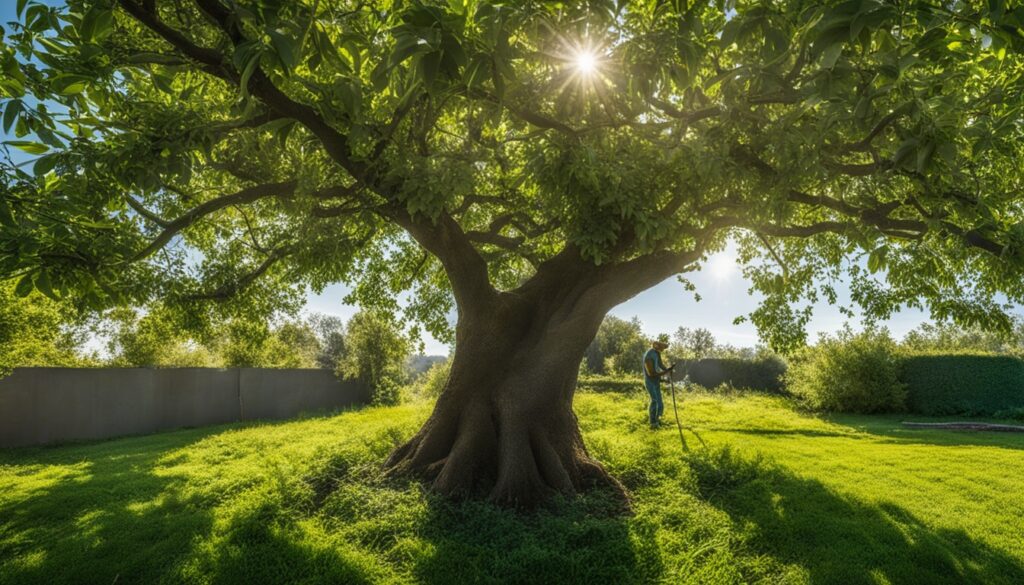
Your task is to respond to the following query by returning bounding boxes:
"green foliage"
[0,280,93,376]
[786,328,905,413]
[900,353,1024,416]
[671,327,717,360]
[902,318,1024,356]
[308,313,346,370]
[409,358,451,400]
[3,393,1024,584]
[337,310,410,405]
[103,309,326,368]
[679,357,788,394]
[584,316,647,375]
[2,1,1023,349]
[577,374,641,394]
[103,307,218,367]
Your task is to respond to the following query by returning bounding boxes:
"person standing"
[642,340,674,429]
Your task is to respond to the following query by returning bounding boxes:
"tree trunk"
[384,283,628,508]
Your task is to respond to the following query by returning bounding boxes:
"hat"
[652,340,669,350]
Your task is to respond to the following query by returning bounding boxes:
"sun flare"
[573,49,598,75]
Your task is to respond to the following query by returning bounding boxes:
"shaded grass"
[1,389,1023,584]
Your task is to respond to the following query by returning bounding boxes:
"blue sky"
[1,2,948,355]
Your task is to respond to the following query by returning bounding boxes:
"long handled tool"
[666,365,707,454]
[668,373,689,453]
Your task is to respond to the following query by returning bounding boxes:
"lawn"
[1,386,1023,584]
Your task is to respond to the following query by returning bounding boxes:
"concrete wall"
[0,368,368,448]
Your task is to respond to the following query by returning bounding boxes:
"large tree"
[2,0,1023,505]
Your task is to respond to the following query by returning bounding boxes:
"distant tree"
[902,318,1024,355]
[0,281,92,375]
[103,306,216,367]
[672,327,718,360]
[308,313,346,370]
[337,310,410,405]
[584,316,646,375]
[272,319,321,368]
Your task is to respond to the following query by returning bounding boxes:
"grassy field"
[2,387,1023,584]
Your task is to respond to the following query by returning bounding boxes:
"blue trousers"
[645,379,664,425]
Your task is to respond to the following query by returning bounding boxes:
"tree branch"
[125,196,170,227]
[130,179,298,262]
[385,206,496,309]
[186,246,292,301]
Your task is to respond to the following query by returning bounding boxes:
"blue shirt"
[642,348,667,382]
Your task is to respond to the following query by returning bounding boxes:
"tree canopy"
[2,0,1024,350]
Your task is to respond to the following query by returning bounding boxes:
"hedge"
[578,375,640,393]
[676,357,787,393]
[899,353,1024,416]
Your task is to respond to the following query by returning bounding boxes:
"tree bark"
[385,275,629,508]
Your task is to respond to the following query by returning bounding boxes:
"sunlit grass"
[1,389,1022,584]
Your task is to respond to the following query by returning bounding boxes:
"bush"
[900,353,1024,416]
[786,329,905,413]
[676,357,787,393]
[411,359,451,399]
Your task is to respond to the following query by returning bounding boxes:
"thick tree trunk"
[385,283,628,508]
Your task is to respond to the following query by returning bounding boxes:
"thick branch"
[131,179,298,262]
[387,207,495,309]
[125,196,170,227]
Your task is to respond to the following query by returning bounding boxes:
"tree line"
[0,281,417,404]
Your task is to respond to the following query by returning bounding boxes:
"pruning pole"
[668,371,689,454]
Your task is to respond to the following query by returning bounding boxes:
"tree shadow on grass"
[292,447,662,585]
[0,426,230,585]
[686,447,1024,585]
[0,414,376,585]
[408,491,660,585]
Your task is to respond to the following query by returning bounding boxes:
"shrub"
[675,357,787,393]
[411,359,451,399]
[785,329,905,413]
[900,353,1024,416]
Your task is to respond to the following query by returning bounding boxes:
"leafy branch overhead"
[1,0,1023,348]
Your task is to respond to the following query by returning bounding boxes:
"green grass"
[2,388,1023,584]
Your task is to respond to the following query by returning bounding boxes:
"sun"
[573,49,598,76]
[706,251,736,282]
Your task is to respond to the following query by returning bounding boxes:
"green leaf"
[419,51,443,90]
[14,274,34,298]
[80,7,114,42]
[2,98,22,133]
[867,246,888,273]
[390,33,426,68]
[151,73,174,94]
[820,43,843,69]
[268,29,299,72]
[4,140,48,154]
[916,140,936,173]
[239,54,260,100]
[33,153,58,175]
[35,270,56,300]
[16,0,29,18]
[893,138,918,168]
[52,74,91,95]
